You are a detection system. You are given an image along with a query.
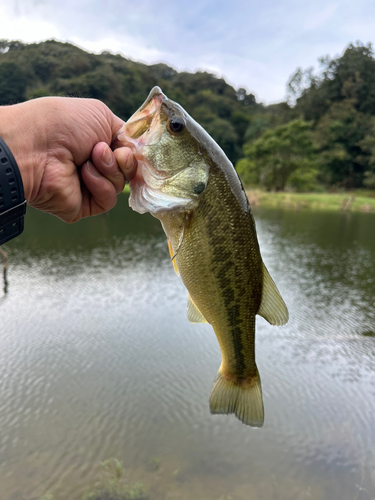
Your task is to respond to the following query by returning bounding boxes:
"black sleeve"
[0,137,27,245]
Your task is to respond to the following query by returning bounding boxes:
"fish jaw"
[117,87,205,216]
[116,87,165,151]
[115,87,183,215]
[125,87,164,135]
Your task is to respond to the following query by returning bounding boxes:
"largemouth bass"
[117,87,288,427]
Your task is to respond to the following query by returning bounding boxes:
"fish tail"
[209,367,264,427]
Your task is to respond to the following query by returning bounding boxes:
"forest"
[0,39,375,192]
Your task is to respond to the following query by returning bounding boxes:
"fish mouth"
[118,87,165,149]
[116,87,194,216]
[128,86,165,123]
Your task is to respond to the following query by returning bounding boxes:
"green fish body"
[118,87,288,426]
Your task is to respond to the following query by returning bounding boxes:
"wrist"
[0,102,46,203]
[0,136,27,244]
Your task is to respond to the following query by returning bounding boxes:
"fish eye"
[167,116,185,135]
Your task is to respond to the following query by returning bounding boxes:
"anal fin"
[187,294,208,324]
[257,263,289,326]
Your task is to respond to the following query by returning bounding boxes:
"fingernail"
[101,145,112,165]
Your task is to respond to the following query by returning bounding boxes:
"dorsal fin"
[187,294,208,324]
[167,238,179,276]
[257,263,289,326]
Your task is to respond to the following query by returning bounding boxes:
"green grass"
[82,482,147,500]
[246,189,375,213]
[81,459,148,500]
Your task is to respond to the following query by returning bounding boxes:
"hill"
[0,39,260,164]
[1,39,375,191]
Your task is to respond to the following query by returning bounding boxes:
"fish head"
[117,87,210,215]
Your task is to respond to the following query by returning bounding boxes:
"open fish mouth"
[116,87,193,215]
[118,87,165,150]
[127,86,165,123]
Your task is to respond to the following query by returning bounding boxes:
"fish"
[117,87,289,427]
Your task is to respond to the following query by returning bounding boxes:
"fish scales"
[118,86,289,427]
[182,167,261,381]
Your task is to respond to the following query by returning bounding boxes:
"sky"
[1,0,375,104]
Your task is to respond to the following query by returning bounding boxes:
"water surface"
[1,197,374,500]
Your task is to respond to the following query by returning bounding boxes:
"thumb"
[108,110,125,141]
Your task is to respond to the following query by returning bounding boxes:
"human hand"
[0,97,137,223]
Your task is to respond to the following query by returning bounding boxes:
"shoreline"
[123,185,375,213]
[246,190,375,213]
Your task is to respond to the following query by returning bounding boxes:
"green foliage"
[0,61,28,104]
[205,117,239,160]
[242,120,317,191]
[82,481,147,500]
[101,458,124,480]
[39,493,54,500]
[1,38,375,190]
[313,100,370,188]
[288,167,318,192]
[0,39,264,163]
[145,456,161,472]
[363,171,375,188]
[237,41,375,191]
[27,88,51,99]
[235,158,258,186]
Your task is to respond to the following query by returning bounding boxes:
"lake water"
[1,195,374,500]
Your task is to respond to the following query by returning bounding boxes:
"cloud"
[0,4,60,41]
[2,0,375,104]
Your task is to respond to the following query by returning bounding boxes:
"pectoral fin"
[167,238,179,276]
[257,263,289,326]
[187,294,208,324]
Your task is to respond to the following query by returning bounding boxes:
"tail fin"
[209,368,264,427]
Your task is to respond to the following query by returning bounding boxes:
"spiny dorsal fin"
[167,238,179,276]
[257,263,289,326]
[187,294,208,324]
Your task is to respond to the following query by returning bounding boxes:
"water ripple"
[0,205,374,499]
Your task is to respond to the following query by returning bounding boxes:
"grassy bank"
[123,185,375,212]
[246,190,375,213]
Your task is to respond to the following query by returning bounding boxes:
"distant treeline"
[0,39,374,191]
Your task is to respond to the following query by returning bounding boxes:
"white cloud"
[1,0,375,104]
[0,4,60,42]
[70,35,170,65]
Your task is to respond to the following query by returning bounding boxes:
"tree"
[314,100,370,188]
[241,120,317,191]
[0,62,27,104]
[293,42,375,121]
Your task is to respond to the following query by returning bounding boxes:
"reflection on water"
[1,197,375,500]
